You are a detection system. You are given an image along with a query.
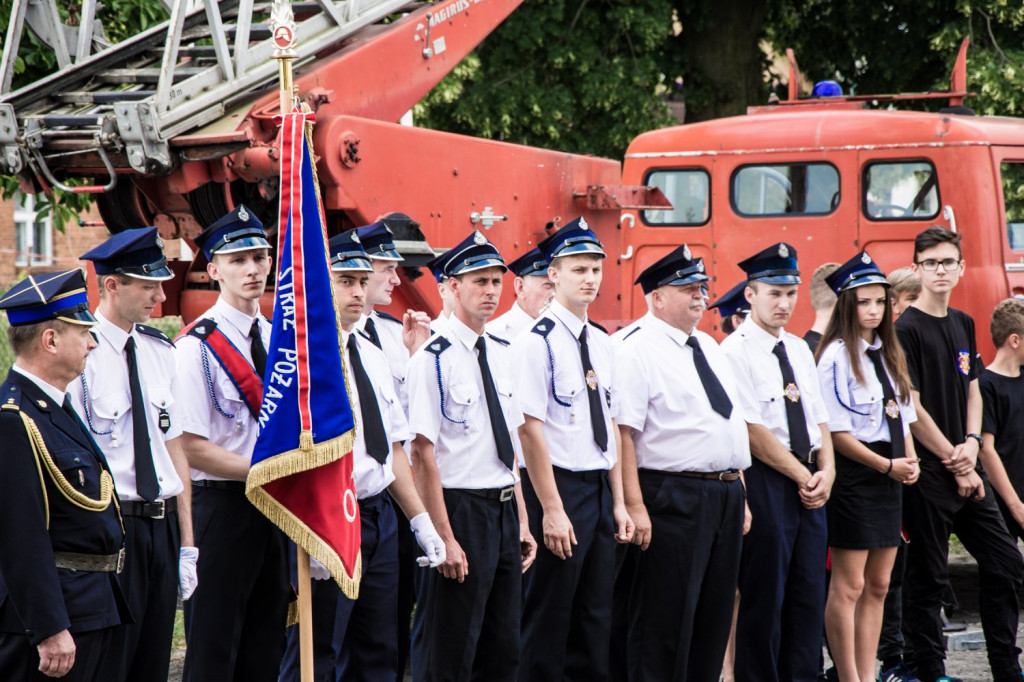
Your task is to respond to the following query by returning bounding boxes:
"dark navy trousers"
[735,459,827,682]
[412,489,521,682]
[279,491,400,682]
[628,471,745,682]
[520,467,614,682]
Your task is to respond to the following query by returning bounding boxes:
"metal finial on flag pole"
[271,0,299,113]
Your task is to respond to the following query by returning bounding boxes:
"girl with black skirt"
[815,251,920,682]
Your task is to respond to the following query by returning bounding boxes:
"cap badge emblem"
[579,217,589,230]
[473,231,487,246]
[885,399,900,419]
[784,383,801,403]
[352,234,361,243]
[155,236,164,250]
[585,369,598,391]
[778,243,790,258]
[697,260,705,272]
[238,206,250,222]
[682,244,692,261]
[861,252,872,264]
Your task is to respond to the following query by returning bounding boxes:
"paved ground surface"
[167,552,1018,681]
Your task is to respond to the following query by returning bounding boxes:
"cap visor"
[753,275,801,285]
[123,267,175,282]
[841,274,890,292]
[552,243,606,259]
[449,259,508,276]
[331,257,375,272]
[368,249,404,261]
[213,237,271,255]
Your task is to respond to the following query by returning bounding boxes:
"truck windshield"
[731,162,839,217]
[863,160,940,220]
[1001,162,1024,251]
[642,169,710,226]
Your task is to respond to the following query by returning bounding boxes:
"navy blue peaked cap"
[329,230,374,272]
[826,251,889,296]
[355,221,403,261]
[635,244,708,295]
[537,217,605,262]
[709,280,751,318]
[81,226,173,281]
[443,231,507,277]
[738,242,801,284]
[508,248,548,277]
[0,269,96,327]
[194,205,269,260]
[425,249,454,283]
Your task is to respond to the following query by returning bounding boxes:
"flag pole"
[270,3,312,682]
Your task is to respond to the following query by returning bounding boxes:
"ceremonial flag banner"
[246,108,362,598]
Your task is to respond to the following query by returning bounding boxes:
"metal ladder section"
[0,0,415,185]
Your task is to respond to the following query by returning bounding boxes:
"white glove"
[410,512,446,567]
[309,557,331,581]
[179,546,199,600]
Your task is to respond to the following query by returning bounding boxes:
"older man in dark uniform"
[0,269,130,681]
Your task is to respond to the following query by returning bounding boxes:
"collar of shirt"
[644,311,693,349]
[95,309,135,353]
[213,296,261,339]
[548,299,586,340]
[739,315,787,354]
[11,364,66,405]
[860,335,882,353]
[448,313,483,352]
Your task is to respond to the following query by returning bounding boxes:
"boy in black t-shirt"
[979,298,1024,541]
[895,226,1024,682]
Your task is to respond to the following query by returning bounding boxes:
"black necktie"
[126,337,159,502]
[363,316,382,350]
[348,334,389,463]
[475,336,516,470]
[685,335,733,419]
[578,327,608,452]
[772,341,812,460]
[866,348,906,460]
[250,319,267,377]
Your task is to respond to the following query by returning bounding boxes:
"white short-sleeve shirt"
[68,311,184,501]
[356,310,409,416]
[614,313,751,472]
[817,337,917,443]
[487,301,535,342]
[174,297,269,481]
[720,316,829,453]
[407,315,522,489]
[512,300,617,471]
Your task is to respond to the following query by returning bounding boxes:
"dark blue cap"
[0,269,96,327]
[537,216,605,262]
[425,249,454,283]
[81,226,173,281]
[634,244,708,295]
[443,231,507,277]
[507,248,548,278]
[825,251,889,296]
[738,242,801,284]
[709,281,751,318]
[329,230,374,272]
[355,221,403,261]
[194,205,269,260]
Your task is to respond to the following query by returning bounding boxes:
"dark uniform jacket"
[0,370,129,646]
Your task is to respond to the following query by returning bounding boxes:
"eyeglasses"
[915,258,961,272]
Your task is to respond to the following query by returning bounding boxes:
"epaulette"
[1,384,21,411]
[588,319,608,334]
[623,326,641,340]
[424,337,452,356]
[531,317,555,337]
[486,332,510,347]
[136,323,174,346]
[185,318,218,341]
[375,310,402,325]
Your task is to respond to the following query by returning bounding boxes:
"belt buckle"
[718,471,729,481]
[499,487,514,502]
[807,449,818,466]
[148,499,166,520]
[116,548,125,574]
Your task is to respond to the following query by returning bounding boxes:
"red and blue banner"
[246,108,362,598]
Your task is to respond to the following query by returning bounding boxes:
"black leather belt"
[55,549,125,574]
[121,497,178,519]
[447,486,515,502]
[642,468,741,482]
[193,479,246,493]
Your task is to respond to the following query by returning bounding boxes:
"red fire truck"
[2,0,1021,356]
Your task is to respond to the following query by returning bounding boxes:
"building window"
[731,162,840,217]
[14,193,53,267]
[863,160,940,221]
[642,168,711,226]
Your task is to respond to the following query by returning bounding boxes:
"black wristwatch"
[966,433,984,450]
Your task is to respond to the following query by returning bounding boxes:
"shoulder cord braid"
[544,336,571,408]
[18,412,121,529]
[435,354,466,425]
[831,361,871,416]
[202,343,236,419]
[79,373,113,436]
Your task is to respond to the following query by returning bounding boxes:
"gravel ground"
[167,553,1018,681]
